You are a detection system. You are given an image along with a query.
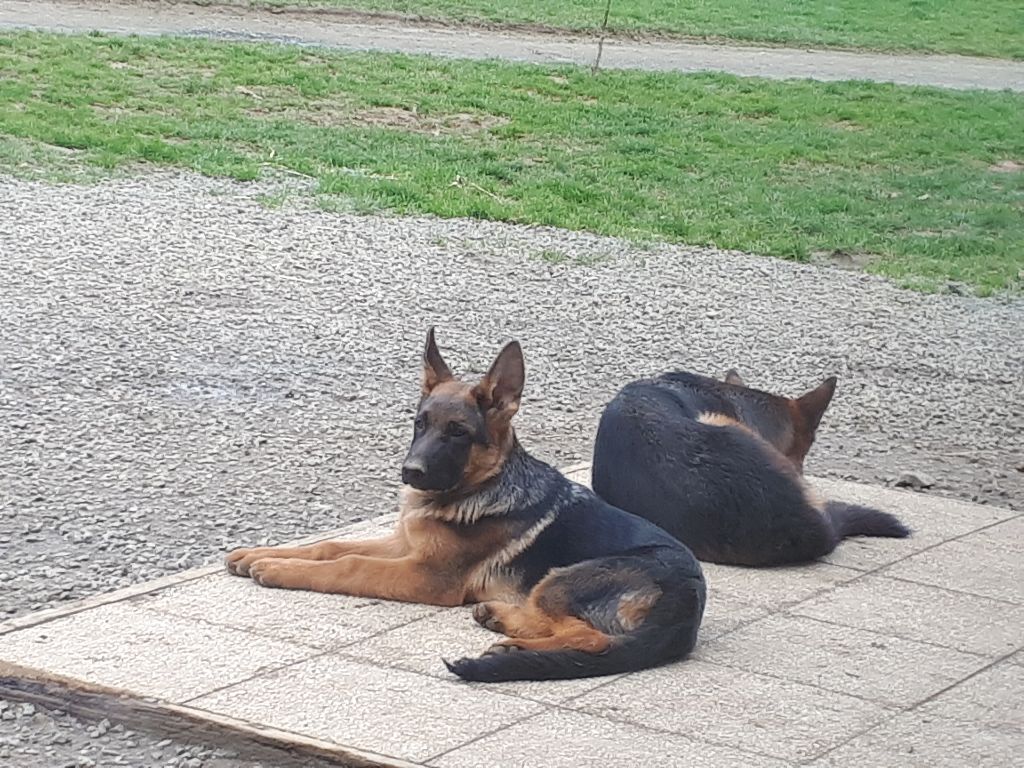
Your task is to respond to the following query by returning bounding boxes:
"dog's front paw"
[225,548,260,576]
[247,558,311,589]
[247,558,288,588]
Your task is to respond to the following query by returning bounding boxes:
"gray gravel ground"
[1,171,1022,765]
[0,698,261,768]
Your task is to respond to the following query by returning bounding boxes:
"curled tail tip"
[826,501,912,539]
[443,656,482,682]
[892,520,913,538]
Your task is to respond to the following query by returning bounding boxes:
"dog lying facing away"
[226,329,706,682]
[591,369,910,567]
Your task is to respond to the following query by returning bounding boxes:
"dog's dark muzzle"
[401,460,428,488]
[402,426,473,491]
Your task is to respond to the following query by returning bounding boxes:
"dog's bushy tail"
[825,501,910,540]
[443,623,687,683]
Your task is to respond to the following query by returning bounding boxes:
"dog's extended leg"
[247,554,465,606]
[226,535,406,576]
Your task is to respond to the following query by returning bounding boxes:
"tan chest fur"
[397,492,553,604]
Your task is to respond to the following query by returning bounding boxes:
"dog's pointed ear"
[422,327,453,395]
[724,369,746,387]
[474,340,525,416]
[795,376,837,433]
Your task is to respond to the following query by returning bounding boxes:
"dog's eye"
[446,422,469,438]
[414,416,426,431]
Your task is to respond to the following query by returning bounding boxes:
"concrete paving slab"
[0,600,314,702]
[807,710,1024,767]
[810,478,1017,572]
[138,571,440,650]
[339,608,614,705]
[791,574,1024,657]
[431,708,791,768]
[188,654,543,764]
[916,661,1024,731]
[698,595,769,640]
[698,613,989,706]
[955,514,1024,552]
[883,536,1024,604]
[703,561,860,609]
[0,466,1020,766]
[574,659,892,762]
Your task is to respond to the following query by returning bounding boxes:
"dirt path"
[2,0,1023,91]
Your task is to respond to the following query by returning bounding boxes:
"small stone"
[895,471,936,489]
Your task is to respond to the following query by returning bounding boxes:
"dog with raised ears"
[591,368,910,567]
[226,329,706,682]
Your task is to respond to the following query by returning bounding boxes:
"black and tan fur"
[591,369,910,567]
[227,329,706,682]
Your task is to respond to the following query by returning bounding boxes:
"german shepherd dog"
[226,330,706,682]
[591,369,910,567]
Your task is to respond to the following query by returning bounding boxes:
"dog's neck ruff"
[401,438,547,525]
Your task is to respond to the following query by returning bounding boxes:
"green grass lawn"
[257,0,1024,60]
[1,31,1022,294]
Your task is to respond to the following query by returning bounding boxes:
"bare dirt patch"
[989,159,1024,173]
[810,249,879,270]
[242,102,509,133]
[350,106,509,134]
[824,118,865,132]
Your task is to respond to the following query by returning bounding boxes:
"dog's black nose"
[402,464,426,486]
